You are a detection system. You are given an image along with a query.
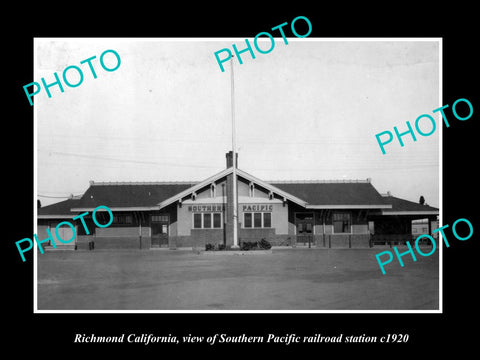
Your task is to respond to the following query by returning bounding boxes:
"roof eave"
[157,167,309,209]
[70,206,160,212]
[381,210,439,215]
[157,167,232,209]
[37,214,76,219]
[306,204,392,209]
[236,168,308,207]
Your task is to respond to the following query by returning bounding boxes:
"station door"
[151,214,169,247]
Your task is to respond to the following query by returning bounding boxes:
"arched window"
[210,183,216,198]
[191,192,197,201]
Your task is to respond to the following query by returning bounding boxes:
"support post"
[231,56,239,249]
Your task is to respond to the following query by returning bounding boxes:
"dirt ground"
[36,247,439,311]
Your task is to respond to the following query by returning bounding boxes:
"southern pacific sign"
[188,205,225,212]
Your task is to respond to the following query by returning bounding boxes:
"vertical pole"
[74,224,77,250]
[139,215,142,249]
[231,57,239,249]
[427,217,432,248]
[222,183,226,247]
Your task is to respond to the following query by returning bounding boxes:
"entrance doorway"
[151,214,169,247]
[296,213,314,246]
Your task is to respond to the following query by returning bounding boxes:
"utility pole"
[231,56,239,249]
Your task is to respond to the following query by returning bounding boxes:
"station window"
[254,213,262,228]
[333,212,351,233]
[193,213,222,229]
[264,212,272,228]
[113,214,133,225]
[213,213,222,228]
[193,213,202,229]
[243,212,272,228]
[244,213,252,228]
[204,213,212,228]
[152,215,169,222]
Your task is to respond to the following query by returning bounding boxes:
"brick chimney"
[225,151,238,168]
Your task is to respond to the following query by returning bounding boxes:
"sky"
[35,38,440,208]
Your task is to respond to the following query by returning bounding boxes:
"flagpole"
[231,56,239,249]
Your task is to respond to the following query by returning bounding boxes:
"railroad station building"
[37,152,439,250]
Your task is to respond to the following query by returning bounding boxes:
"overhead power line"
[45,151,222,169]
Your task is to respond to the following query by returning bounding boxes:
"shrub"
[259,238,272,250]
[205,243,215,251]
[205,243,230,251]
[240,240,272,250]
[240,241,257,251]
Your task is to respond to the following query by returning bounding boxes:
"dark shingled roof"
[72,183,197,209]
[37,178,437,216]
[38,198,80,216]
[381,195,438,213]
[270,181,387,206]
[73,180,388,209]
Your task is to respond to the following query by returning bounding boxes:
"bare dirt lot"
[36,247,439,311]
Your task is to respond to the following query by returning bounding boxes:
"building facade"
[37,152,439,250]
